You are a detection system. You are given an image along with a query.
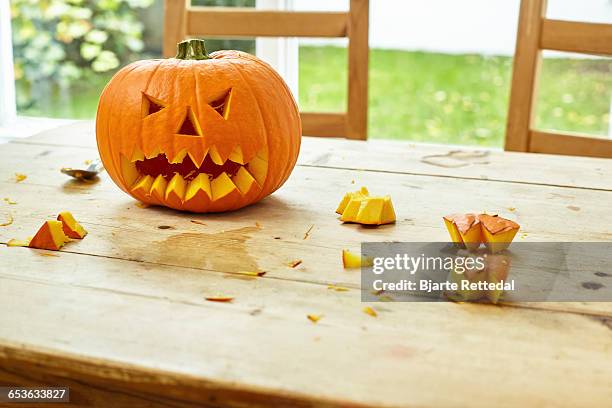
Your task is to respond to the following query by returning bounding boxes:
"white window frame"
[255,0,299,100]
[0,0,16,127]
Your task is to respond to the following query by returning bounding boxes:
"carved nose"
[178,107,202,137]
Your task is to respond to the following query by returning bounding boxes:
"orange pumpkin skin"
[96,42,301,212]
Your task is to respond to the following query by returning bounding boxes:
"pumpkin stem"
[175,39,210,60]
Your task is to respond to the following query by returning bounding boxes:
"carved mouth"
[120,146,268,209]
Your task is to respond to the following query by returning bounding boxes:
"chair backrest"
[506,0,612,158]
[163,0,369,140]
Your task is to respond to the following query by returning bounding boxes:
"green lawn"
[18,46,611,147]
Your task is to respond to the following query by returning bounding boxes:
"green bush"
[11,0,154,110]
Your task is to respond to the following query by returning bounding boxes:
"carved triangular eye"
[177,107,201,136]
[209,89,232,119]
[142,93,166,118]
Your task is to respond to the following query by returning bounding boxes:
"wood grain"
[530,130,612,159]
[505,0,547,152]
[541,19,612,56]
[187,8,348,38]
[301,112,347,137]
[506,0,612,158]
[161,1,369,140]
[1,122,612,407]
[163,0,188,58]
[346,0,369,140]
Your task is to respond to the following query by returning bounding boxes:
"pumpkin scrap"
[57,211,87,239]
[14,173,27,183]
[29,220,70,251]
[327,284,350,292]
[0,213,13,227]
[362,306,378,317]
[241,271,266,277]
[96,39,300,213]
[205,295,234,302]
[336,187,396,226]
[478,214,520,253]
[3,198,16,205]
[307,314,323,323]
[342,249,374,269]
[303,224,314,240]
[288,259,303,268]
[7,238,31,247]
[443,213,482,251]
[443,213,520,253]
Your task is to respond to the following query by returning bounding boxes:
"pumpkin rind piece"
[57,211,88,239]
[29,220,69,251]
[356,198,385,225]
[336,187,369,215]
[478,214,520,253]
[380,197,396,225]
[342,249,374,268]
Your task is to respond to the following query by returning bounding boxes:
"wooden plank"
[541,19,612,56]
[530,130,612,159]
[505,0,547,152]
[2,142,612,317]
[10,121,612,191]
[1,256,612,407]
[186,8,348,38]
[163,0,188,58]
[346,0,369,140]
[301,112,346,137]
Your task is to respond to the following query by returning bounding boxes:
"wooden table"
[1,121,611,407]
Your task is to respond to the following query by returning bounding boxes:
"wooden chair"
[163,0,369,140]
[506,0,612,158]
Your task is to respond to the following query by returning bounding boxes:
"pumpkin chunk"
[29,220,70,251]
[478,214,520,253]
[57,211,88,239]
[443,213,481,251]
[337,187,396,226]
[342,249,374,269]
[443,213,520,253]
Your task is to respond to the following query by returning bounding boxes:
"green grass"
[299,46,611,146]
[18,46,611,147]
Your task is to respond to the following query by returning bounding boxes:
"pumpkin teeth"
[149,174,168,203]
[184,173,212,201]
[170,149,188,164]
[246,155,268,186]
[123,145,269,206]
[121,155,139,187]
[232,166,259,194]
[187,150,206,169]
[211,172,239,201]
[165,173,187,207]
[145,147,162,159]
[228,146,244,165]
[130,148,145,162]
[131,175,154,196]
[208,146,225,166]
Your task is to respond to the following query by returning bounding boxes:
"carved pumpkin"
[96,39,301,212]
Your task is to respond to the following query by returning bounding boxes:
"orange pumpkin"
[96,39,301,212]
